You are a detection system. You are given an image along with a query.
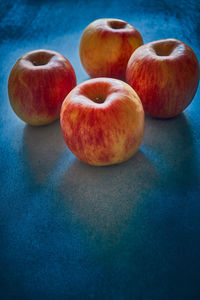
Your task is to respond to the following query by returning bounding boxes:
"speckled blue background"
[0,0,200,299]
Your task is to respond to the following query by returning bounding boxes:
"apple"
[8,49,76,126]
[60,77,145,166]
[79,18,143,80]
[126,38,199,118]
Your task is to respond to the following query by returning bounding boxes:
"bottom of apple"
[76,145,141,167]
[20,114,59,126]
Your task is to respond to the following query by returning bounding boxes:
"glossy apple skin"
[60,78,145,166]
[8,49,76,126]
[79,18,143,80]
[126,39,199,118]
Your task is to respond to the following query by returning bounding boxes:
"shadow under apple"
[53,111,198,256]
[23,120,68,185]
[143,113,199,189]
[55,149,158,252]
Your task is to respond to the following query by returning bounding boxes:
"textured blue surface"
[0,0,200,299]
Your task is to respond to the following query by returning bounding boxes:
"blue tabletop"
[0,0,200,299]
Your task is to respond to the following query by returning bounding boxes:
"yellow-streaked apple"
[79,18,143,80]
[60,77,145,166]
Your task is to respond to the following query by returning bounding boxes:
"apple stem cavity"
[94,96,106,104]
[108,20,127,30]
[28,52,54,67]
[153,42,176,57]
[32,59,50,66]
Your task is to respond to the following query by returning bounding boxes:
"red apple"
[8,49,76,126]
[79,18,143,80]
[60,77,145,166]
[126,38,199,118]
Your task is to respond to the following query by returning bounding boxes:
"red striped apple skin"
[60,78,145,166]
[79,18,143,80]
[8,49,76,126]
[126,39,199,118]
